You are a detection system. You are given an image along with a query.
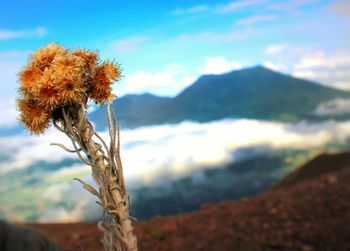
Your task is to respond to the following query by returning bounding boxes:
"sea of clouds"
[1,118,350,221]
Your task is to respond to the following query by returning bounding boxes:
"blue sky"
[0,0,350,127]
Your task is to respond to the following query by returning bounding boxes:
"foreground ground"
[27,152,350,251]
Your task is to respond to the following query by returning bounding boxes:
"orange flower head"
[31,43,67,71]
[90,66,112,91]
[17,99,51,134]
[72,49,99,71]
[36,68,60,108]
[51,54,84,82]
[100,62,121,82]
[57,78,86,105]
[89,86,114,105]
[17,43,122,134]
[18,64,42,93]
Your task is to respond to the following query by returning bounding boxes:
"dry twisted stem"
[52,104,137,251]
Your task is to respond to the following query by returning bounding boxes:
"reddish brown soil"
[27,154,350,251]
[272,151,350,190]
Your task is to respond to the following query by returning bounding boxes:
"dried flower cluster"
[17,43,121,134]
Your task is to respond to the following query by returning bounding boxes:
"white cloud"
[262,61,284,72]
[50,164,90,179]
[0,51,30,60]
[294,50,350,69]
[292,49,350,89]
[0,27,46,40]
[198,57,243,75]
[332,81,350,90]
[117,63,196,97]
[0,100,18,127]
[116,57,244,97]
[4,118,350,187]
[326,0,350,18]
[263,44,350,89]
[0,128,76,173]
[40,179,101,222]
[216,0,267,13]
[269,0,320,12]
[236,15,277,26]
[0,51,30,126]
[0,51,29,99]
[178,28,258,43]
[40,205,86,222]
[265,43,289,55]
[119,119,350,185]
[4,117,350,221]
[315,99,350,116]
[170,5,208,15]
[110,35,150,55]
[42,183,70,203]
[173,0,319,16]
[0,60,21,97]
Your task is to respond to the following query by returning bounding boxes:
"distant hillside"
[90,66,350,129]
[272,151,350,190]
[29,152,350,251]
[131,155,285,220]
[89,93,170,129]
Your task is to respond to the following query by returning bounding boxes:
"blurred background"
[0,0,350,250]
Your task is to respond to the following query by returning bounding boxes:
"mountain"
[28,151,350,251]
[272,151,350,190]
[90,66,350,130]
[88,93,171,129]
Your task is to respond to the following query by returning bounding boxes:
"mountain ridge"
[90,65,350,129]
[1,66,349,135]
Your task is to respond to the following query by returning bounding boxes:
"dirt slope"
[272,151,350,190]
[27,153,350,251]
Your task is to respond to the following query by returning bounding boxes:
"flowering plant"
[17,43,120,134]
[17,43,137,251]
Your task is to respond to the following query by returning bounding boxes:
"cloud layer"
[3,117,350,222]
[3,118,350,185]
[314,98,350,116]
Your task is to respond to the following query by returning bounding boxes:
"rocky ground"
[27,152,350,251]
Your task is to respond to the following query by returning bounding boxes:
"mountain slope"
[272,151,350,190]
[29,152,350,251]
[90,66,350,129]
[89,93,171,129]
[174,66,347,121]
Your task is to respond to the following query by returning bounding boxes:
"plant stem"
[53,104,137,251]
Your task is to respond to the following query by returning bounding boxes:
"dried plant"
[16,43,138,251]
